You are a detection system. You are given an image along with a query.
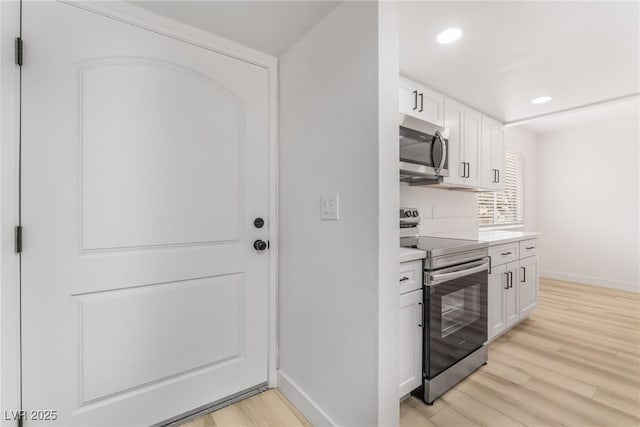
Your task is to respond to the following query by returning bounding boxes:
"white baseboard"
[277,370,336,427]
[540,270,640,293]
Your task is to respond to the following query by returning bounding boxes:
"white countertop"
[428,230,542,245]
[400,247,426,263]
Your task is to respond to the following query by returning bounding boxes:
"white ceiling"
[129,1,338,57]
[398,1,640,127]
[518,97,640,136]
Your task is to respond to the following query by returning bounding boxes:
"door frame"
[0,0,279,419]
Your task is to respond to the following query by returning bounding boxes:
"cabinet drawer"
[489,242,519,267]
[399,260,422,294]
[519,239,537,258]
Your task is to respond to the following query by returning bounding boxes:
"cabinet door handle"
[496,169,500,183]
[466,162,471,178]
[504,272,510,289]
[419,93,424,112]
[418,302,423,327]
[521,267,526,283]
[501,251,512,256]
[399,276,410,282]
[412,90,418,110]
[509,271,514,288]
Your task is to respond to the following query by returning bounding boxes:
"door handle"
[521,267,526,283]
[419,93,424,112]
[253,240,268,251]
[496,169,500,183]
[504,272,509,290]
[413,90,418,110]
[418,302,423,327]
[466,162,471,178]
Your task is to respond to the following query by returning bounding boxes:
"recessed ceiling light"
[437,28,463,44]
[531,96,552,104]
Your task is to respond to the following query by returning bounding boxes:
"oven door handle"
[426,258,490,286]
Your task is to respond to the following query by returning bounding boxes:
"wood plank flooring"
[181,389,312,427]
[183,278,640,427]
[400,278,640,427]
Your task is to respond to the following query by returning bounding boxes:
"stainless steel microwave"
[399,114,449,183]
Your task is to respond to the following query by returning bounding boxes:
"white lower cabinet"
[519,256,538,318]
[398,259,423,397]
[398,288,423,397]
[505,261,520,328]
[487,261,519,341]
[487,264,506,340]
[487,238,539,341]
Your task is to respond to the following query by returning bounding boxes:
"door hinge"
[15,226,22,253]
[15,37,23,66]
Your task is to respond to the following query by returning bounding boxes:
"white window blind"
[478,151,524,226]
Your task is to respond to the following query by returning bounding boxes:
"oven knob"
[413,210,419,217]
[405,211,413,217]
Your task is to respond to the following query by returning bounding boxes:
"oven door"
[424,259,488,379]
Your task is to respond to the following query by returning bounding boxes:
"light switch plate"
[321,194,339,220]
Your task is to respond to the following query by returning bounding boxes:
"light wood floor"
[181,389,312,427]
[183,278,640,427]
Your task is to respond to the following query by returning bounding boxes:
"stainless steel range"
[400,208,489,404]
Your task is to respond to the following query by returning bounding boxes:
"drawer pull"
[501,251,512,256]
[399,276,410,282]
[526,246,535,250]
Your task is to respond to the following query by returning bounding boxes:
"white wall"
[505,126,537,231]
[278,3,399,426]
[536,117,640,292]
[376,3,400,426]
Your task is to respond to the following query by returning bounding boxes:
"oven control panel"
[400,207,421,228]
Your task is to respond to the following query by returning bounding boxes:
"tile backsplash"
[400,183,479,235]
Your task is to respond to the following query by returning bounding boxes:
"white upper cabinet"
[399,76,444,127]
[463,107,482,187]
[399,78,506,191]
[443,97,464,185]
[443,98,481,187]
[481,116,506,191]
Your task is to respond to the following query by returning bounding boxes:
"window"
[478,151,524,227]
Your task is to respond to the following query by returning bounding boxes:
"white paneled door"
[21,2,270,425]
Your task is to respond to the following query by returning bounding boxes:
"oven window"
[441,285,480,338]
[426,269,487,379]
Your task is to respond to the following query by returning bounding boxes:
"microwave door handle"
[433,132,447,175]
[427,258,489,286]
[439,134,447,173]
